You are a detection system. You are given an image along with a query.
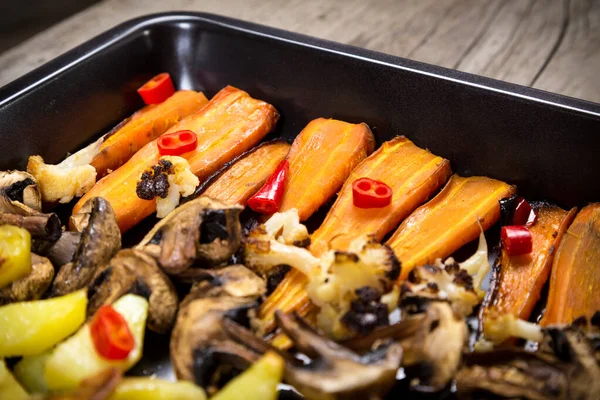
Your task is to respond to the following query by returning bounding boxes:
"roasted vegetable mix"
[1,78,598,400]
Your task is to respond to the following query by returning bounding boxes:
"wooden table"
[0,0,598,103]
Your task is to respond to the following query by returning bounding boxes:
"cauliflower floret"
[400,229,490,317]
[307,237,400,339]
[154,156,199,218]
[27,137,102,203]
[482,311,543,345]
[243,209,314,279]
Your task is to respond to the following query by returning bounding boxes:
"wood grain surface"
[0,0,598,103]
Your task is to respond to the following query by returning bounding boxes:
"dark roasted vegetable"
[136,196,243,275]
[87,249,178,333]
[48,197,121,297]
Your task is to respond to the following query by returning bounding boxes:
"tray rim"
[1,11,600,118]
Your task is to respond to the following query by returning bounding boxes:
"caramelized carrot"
[387,175,515,281]
[91,90,208,178]
[201,141,291,205]
[72,86,279,232]
[279,118,375,221]
[260,137,450,336]
[310,136,451,257]
[486,204,576,322]
[541,203,600,326]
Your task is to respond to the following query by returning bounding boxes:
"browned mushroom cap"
[0,254,54,305]
[86,249,178,334]
[398,298,468,392]
[136,196,243,275]
[170,265,265,391]
[48,197,121,297]
[34,231,81,268]
[0,170,61,240]
[456,324,600,399]
[0,170,41,213]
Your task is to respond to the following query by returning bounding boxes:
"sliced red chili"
[157,130,198,156]
[247,160,289,214]
[89,305,134,361]
[352,178,392,209]
[501,225,533,256]
[137,73,175,105]
[513,197,537,226]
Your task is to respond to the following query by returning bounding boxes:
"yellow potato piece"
[13,350,51,394]
[210,352,284,400]
[0,225,31,289]
[0,289,87,357]
[108,378,207,400]
[0,359,29,400]
[45,294,148,391]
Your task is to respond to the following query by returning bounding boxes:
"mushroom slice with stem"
[0,254,54,305]
[456,321,600,399]
[0,170,41,213]
[170,265,266,392]
[224,311,402,400]
[33,231,81,268]
[397,298,468,392]
[137,196,243,275]
[86,249,178,333]
[0,170,62,241]
[48,197,121,297]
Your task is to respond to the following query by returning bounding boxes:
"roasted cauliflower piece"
[244,212,400,339]
[307,236,400,339]
[243,209,313,279]
[135,156,199,218]
[27,138,102,203]
[481,311,543,345]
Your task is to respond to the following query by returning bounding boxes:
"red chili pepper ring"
[157,130,198,156]
[137,73,175,105]
[89,305,135,361]
[352,178,393,209]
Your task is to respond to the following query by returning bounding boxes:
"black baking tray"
[1,11,600,397]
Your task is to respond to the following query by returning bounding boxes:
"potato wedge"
[45,294,148,391]
[0,359,28,400]
[210,352,284,400]
[0,225,31,289]
[0,289,87,357]
[108,378,207,400]
[13,350,51,394]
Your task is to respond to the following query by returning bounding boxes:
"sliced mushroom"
[0,254,54,305]
[34,231,81,268]
[223,311,402,400]
[0,170,62,241]
[48,197,121,297]
[170,265,265,391]
[0,170,41,213]
[86,249,178,333]
[398,298,468,392]
[136,196,243,275]
[0,212,62,241]
[456,324,600,399]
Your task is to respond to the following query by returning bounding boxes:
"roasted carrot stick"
[260,137,450,336]
[541,203,600,326]
[279,118,375,221]
[310,136,451,257]
[72,86,279,232]
[485,203,576,322]
[91,90,208,178]
[201,141,291,205]
[387,175,515,281]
